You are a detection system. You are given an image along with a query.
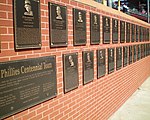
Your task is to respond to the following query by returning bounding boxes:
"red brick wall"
[0,0,150,120]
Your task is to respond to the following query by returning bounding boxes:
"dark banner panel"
[0,56,57,119]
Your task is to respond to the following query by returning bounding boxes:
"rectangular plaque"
[49,3,68,47]
[108,48,114,74]
[73,8,86,45]
[141,44,145,58]
[103,16,110,44]
[140,26,143,42]
[133,45,136,62]
[63,53,79,93]
[120,21,125,43]
[82,51,94,84]
[136,25,139,42]
[14,0,41,49]
[137,45,141,60]
[97,49,106,78]
[126,22,130,43]
[0,56,57,119]
[116,47,122,70]
[129,46,133,64]
[112,18,118,43]
[90,12,100,44]
[131,24,135,42]
[123,46,128,67]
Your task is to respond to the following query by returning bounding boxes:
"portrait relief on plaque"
[120,21,125,43]
[90,12,100,44]
[49,3,68,47]
[14,0,41,49]
[73,8,86,45]
[112,18,118,43]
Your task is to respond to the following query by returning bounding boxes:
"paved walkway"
[109,77,150,120]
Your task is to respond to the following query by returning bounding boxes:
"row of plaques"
[13,1,150,49]
[1,43,150,119]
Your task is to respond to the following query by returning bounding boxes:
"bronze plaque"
[73,8,86,45]
[141,44,145,58]
[90,12,100,44]
[137,45,141,60]
[120,21,125,43]
[136,25,139,42]
[133,45,136,62]
[103,16,110,44]
[82,51,94,84]
[123,46,128,67]
[0,56,57,119]
[116,47,122,70]
[140,26,143,42]
[97,49,106,78]
[112,18,118,43]
[49,3,68,47]
[131,24,135,42]
[126,22,130,43]
[129,46,133,64]
[14,0,41,50]
[108,48,114,74]
[63,53,79,93]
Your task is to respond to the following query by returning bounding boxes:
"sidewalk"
[109,77,150,120]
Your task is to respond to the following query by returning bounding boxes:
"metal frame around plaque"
[0,56,57,119]
[116,47,122,70]
[82,51,94,85]
[123,46,128,67]
[73,8,86,45]
[108,48,114,74]
[14,0,41,50]
[97,49,106,78]
[103,16,110,44]
[49,2,68,47]
[112,18,118,44]
[63,53,79,93]
[90,12,100,45]
[120,21,125,43]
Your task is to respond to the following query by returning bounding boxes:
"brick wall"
[0,0,150,120]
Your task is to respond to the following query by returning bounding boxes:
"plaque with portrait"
[129,46,133,64]
[73,8,86,45]
[90,12,100,44]
[108,48,114,74]
[103,16,110,44]
[63,53,79,93]
[112,18,118,43]
[133,45,136,62]
[97,49,106,78]
[49,3,67,47]
[137,45,141,60]
[120,21,125,43]
[116,47,122,70]
[126,22,130,43]
[123,46,128,67]
[139,26,143,42]
[136,25,139,42]
[82,51,94,84]
[131,24,135,42]
[0,56,57,119]
[14,0,41,49]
